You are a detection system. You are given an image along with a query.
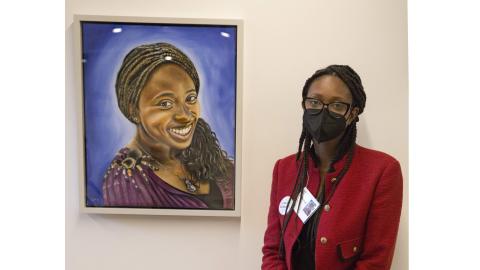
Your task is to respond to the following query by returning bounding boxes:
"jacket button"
[320,237,328,245]
[324,204,331,212]
[353,246,358,253]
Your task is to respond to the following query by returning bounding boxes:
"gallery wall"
[66,0,408,269]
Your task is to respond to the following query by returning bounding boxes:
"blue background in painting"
[82,22,237,206]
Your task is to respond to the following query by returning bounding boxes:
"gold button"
[324,204,331,212]
[331,177,337,183]
[353,246,358,253]
[320,237,328,244]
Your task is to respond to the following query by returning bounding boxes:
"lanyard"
[313,147,354,209]
[316,174,326,205]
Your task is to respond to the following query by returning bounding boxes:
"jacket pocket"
[336,237,362,262]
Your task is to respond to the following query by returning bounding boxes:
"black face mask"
[303,109,347,143]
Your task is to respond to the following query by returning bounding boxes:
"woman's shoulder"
[102,147,157,206]
[103,147,152,181]
[354,144,400,165]
[271,153,301,176]
[110,147,131,162]
[353,144,402,178]
[107,146,158,170]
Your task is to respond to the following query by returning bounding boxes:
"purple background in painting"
[81,22,237,206]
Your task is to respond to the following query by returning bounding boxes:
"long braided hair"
[278,65,367,257]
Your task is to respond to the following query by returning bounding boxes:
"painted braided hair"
[278,65,367,257]
[115,42,232,183]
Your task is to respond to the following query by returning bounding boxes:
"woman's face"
[137,63,200,151]
[306,75,358,125]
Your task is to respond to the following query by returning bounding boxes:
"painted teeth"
[170,125,192,136]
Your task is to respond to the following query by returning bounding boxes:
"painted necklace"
[133,142,200,193]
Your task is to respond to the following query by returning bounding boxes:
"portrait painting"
[74,15,242,216]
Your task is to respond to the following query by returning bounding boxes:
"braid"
[329,65,366,119]
[299,132,312,204]
[296,129,306,160]
[279,131,312,258]
[179,118,232,183]
[278,153,304,257]
[332,123,355,163]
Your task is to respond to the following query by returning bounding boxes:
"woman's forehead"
[141,64,195,99]
[150,64,194,83]
[308,75,352,100]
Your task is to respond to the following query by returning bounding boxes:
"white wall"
[66,0,408,269]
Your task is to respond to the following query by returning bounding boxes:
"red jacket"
[262,145,403,270]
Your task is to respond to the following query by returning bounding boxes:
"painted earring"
[132,116,139,123]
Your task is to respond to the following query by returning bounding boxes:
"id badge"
[294,187,320,224]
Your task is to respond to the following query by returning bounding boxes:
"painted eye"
[186,94,198,104]
[157,100,173,109]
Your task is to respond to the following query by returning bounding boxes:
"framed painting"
[73,15,243,216]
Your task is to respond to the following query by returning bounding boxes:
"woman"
[262,65,403,269]
[102,42,234,209]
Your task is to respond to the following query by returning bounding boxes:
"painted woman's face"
[137,63,200,151]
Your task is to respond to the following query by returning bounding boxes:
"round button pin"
[278,196,293,215]
[320,237,328,244]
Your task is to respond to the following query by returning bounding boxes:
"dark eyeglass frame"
[303,97,352,118]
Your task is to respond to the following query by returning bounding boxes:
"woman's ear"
[347,107,360,125]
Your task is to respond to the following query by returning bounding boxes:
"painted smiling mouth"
[169,124,193,136]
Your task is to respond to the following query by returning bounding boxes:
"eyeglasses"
[303,97,351,118]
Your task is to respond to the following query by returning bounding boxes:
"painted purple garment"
[102,148,234,209]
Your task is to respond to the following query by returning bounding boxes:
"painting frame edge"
[73,14,243,217]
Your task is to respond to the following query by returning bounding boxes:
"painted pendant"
[184,179,198,193]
